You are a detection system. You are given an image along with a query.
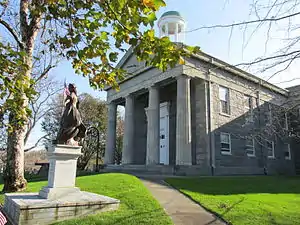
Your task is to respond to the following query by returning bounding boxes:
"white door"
[159,103,169,165]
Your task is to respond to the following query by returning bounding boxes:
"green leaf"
[109,52,118,62]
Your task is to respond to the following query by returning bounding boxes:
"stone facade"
[104,48,297,176]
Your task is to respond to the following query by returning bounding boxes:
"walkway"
[140,177,226,225]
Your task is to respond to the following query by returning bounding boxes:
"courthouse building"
[103,11,299,175]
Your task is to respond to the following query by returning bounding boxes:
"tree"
[41,93,64,146]
[25,76,61,151]
[0,0,198,192]
[189,0,300,79]
[76,94,107,170]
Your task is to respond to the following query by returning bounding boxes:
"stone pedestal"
[39,145,82,200]
[3,145,120,225]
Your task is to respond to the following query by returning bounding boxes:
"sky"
[23,0,300,148]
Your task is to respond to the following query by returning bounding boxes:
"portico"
[104,73,193,166]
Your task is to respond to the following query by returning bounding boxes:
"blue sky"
[25,0,300,148]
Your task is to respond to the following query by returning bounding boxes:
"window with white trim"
[219,86,230,114]
[285,144,291,160]
[267,140,275,158]
[284,112,289,130]
[244,95,253,123]
[245,138,255,157]
[265,104,272,125]
[220,133,231,154]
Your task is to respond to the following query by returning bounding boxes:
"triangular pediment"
[104,47,151,90]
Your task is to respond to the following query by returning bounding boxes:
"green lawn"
[166,176,300,225]
[0,173,172,225]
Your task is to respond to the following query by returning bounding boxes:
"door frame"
[159,102,170,165]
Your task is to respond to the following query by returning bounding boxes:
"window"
[284,112,289,130]
[267,140,275,159]
[244,95,252,110]
[264,104,272,125]
[285,144,291,160]
[220,133,231,154]
[244,95,253,123]
[245,138,255,157]
[219,86,230,114]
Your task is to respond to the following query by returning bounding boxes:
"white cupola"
[158,11,186,43]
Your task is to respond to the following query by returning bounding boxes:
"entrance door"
[159,103,169,165]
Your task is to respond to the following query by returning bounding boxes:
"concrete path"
[141,178,226,225]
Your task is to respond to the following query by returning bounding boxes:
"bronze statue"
[55,83,86,146]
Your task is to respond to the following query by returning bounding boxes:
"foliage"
[1,0,199,192]
[0,0,198,130]
[0,173,173,225]
[0,42,35,131]
[166,176,300,225]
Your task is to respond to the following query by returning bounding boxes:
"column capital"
[148,84,159,90]
[176,74,191,80]
[106,101,117,106]
[124,93,134,100]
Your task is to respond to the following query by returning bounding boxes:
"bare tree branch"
[24,134,48,152]
[235,50,300,67]
[186,12,300,33]
[266,53,300,81]
[34,64,55,83]
[0,18,24,49]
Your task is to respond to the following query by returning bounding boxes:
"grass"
[166,176,300,225]
[0,173,172,225]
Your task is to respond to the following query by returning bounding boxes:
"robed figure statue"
[55,83,86,146]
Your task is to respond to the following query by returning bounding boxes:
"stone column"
[176,75,192,165]
[122,94,134,164]
[146,86,160,165]
[104,102,117,164]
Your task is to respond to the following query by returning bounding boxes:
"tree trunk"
[3,114,27,192]
[3,71,32,192]
[2,0,41,192]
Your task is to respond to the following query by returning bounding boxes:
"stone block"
[3,191,120,225]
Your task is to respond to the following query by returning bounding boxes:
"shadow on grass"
[135,175,300,225]
[164,176,300,195]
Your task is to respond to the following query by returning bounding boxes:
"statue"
[55,83,86,146]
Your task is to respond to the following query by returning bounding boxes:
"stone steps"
[103,165,174,175]
[102,165,211,176]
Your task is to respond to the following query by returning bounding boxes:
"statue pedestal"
[39,145,82,199]
[3,145,120,225]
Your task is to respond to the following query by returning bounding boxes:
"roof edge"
[188,49,289,96]
[105,44,289,96]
